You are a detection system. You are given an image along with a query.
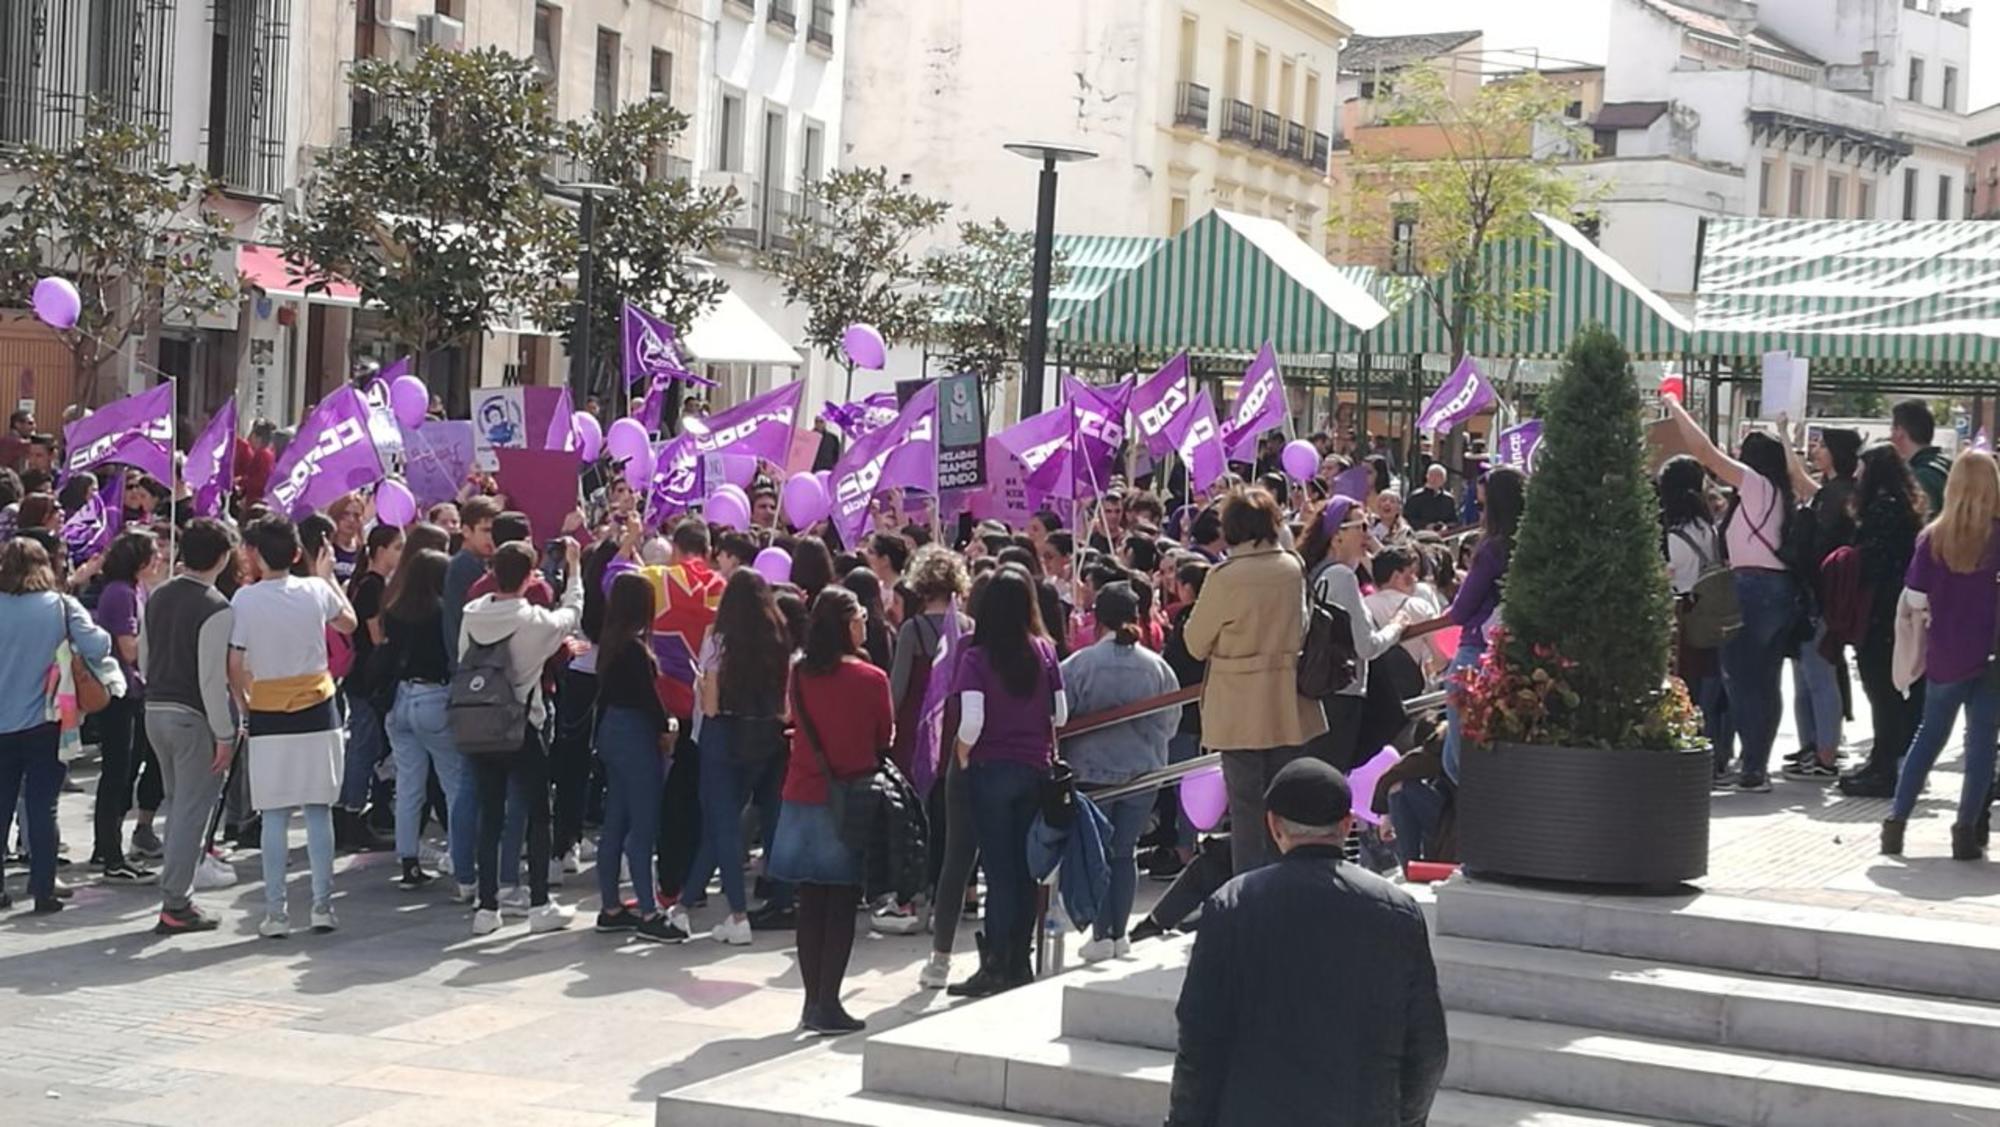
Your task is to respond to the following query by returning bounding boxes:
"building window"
[1857,179,1875,219]
[1278,56,1295,120]
[1390,206,1417,275]
[650,49,673,101]
[1787,166,1808,217]
[800,120,824,185]
[1938,173,1954,219]
[1566,100,1584,119]
[1223,34,1242,101]
[1169,194,1189,234]
[207,0,293,199]
[533,3,560,94]
[1825,173,1844,219]
[1943,65,1959,111]
[1904,167,1919,219]
[1759,160,1776,216]
[1177,15,1198,85]
[594,28,620,118]
[1907,55,1924,102]
[1252,47,1270,111]
[1592,128,1619,157]
[1303,70,1320,134]
[718,90,745,172]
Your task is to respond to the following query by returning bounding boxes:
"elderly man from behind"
[1166,758,1447,1127]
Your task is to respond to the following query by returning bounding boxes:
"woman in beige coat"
[1183,489,1327,873]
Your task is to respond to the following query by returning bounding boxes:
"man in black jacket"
[1166,758,1447,1127]
[1403,464,1458,531]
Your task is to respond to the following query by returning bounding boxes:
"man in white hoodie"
[459,536,583,936]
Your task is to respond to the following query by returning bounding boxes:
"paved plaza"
[3,686,1998,1127]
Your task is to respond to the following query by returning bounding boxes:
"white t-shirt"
[229,576,344,681]
[1665,518,1723,596]
[1366,586,1444,665]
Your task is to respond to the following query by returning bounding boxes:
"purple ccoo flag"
[1063,375,1132,499]
[910,596,963,798]
[60,472,123,565]
[1220,343,1286,463]
[995,406,1072,498]
[269,386,386,516]
[186,398,238,518]
[1416,356,1497,436]
[684,381,803,466]
[1494,419,1544,474]
[828,382,938,544]
[820,391,901,440]
[644,433,703,526]
[64,383,173,482]
[1129,352,1196,459]
[622,302,713,388]
[1177,393,1228,495]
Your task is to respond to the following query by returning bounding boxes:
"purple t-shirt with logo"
[950,637,1063,770]
[94,578,143,689]
[1905,519,2000,684]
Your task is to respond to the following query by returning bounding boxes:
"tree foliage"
[1499,325,1688,750]
[767,167,948,388]
[1341,67,1598,361]
[925,218,1070,389]
[0,103,236,403]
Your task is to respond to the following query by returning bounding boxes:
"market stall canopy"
[1054,208,1389,355]
[1365,213,1691,359]
[932,234,1166,328]
[238,244,361,306]
[683,287,802,366]
[1693,217,2000,366]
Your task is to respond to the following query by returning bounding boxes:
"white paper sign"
[1759,350,1807,421]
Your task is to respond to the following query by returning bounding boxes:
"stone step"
[1061,935,2000,1081]
[1435,879,2000,1003]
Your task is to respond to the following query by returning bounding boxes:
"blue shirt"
[1058,636,1180,786]
[0,591,114,735]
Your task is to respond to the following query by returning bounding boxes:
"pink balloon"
[716,453,757,488]
[781,472,830,527]
[753,546,793,584]
[842,323,886,371]
[375,479,417,528]
[1347,746,1401,826]
[622,444,655,490]
[572,410,603,462]
[1179,765,1228,832]
[606,417,650,464]
[31,277,80,330]
[705,489,750,529]
[714,482,750,510]
[1281,439,1319,482]
[389,374,429,429]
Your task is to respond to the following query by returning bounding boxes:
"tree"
[283,47,574,388]
[558,98,734,394]
[0,103,237,404]
[925,218,1070,400]
[1340,67,1598,362]
[767,167,948,399]
[1500,325,1681,748]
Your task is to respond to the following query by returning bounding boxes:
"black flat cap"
[1264,758,1353,827]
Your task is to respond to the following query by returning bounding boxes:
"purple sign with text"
[1416,356,1497,436]
[1220,343,1285,462]
[1494,419,1544,474]
[269,386,386,516]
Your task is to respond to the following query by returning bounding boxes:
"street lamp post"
[1004,142,1096,418]
[558,180,617,407]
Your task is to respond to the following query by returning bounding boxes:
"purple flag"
[644,433,703,526]
[269,386,386,516]
[1177,394,1228,494]
[995,407,1072,497]
[685,382,803,466]
[401,420,475,508]
[61,473,123,565]
[1976,427,1991,453]
[622,302,713,389]
[64,383,173,481]
[544,386,575,451]
[1494,419,1545,474]
[186,399,238,519]
[1129,353,1197,458]
[1220,343,1286,462]
[911,597,963,798]
[1416,356,1497,436]
[1063,375,1132,499]
[631,369,670,433]
[829,383,938,544]
[820,392,901,440]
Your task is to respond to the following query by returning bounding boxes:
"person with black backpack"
[456,536,583,937]
[1297,495,1411,772]
[1658,456,1738,784]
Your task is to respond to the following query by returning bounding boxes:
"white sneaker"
[1079,936,1117,964]
[547,857,567,886]
[918,951,952,989]
[1113,936,1132,958]
[870,903,923,935]
[471,908,503,935]
[528,899,576,934]
[419,843,450,875]
[561,849,581,875]
[498,885,531,916]
[192,851,237,890]
[665,902,692,936]
[576,838,597,863]
[258,914,289,939]
[711,915,753,946]
[452,882,477,904]
[310,906,338,933]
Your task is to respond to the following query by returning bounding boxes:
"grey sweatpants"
[145,708,225,913]
[1220,745,1307,874]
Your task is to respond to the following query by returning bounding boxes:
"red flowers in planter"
[1454,627,1701,752]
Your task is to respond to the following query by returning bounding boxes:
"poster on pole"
[898,373,986,490]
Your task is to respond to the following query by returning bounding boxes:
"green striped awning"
[1693,218,2000,366]
[1366,213,1692,359]
[1053,209,1389,354]
[932,234,1165,329]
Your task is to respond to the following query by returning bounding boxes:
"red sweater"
[785,659,893,804]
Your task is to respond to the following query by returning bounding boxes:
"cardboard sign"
[495,448,582,543]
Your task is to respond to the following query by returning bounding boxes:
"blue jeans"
[596,706,665,914]
[0,723,61,900]
[1718,571,1799,780]
[261,804,335,919]
[968,760,1044,966]
[1091,792,1152,941]
[385,682,471,867]
[339,694,389,810]
[1442,635,1486,783]
[1388,778,1447,865]
[1891,674,2000,824]
[1791,618,1843,755]
[689,719,758,914]
[1694,674,1735,773]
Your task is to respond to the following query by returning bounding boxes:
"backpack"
[1298,563,1360,700]
[448,634,527,754]
[1671,526,1741,650]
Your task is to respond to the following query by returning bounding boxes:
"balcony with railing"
[1311,131,1332,169]
[717,177,763,246]
[1220,99,1254,143]
[1256,110,1282,152]
[768,0,797,32]
[762,187,801,250]
[1174,82,1210,131]
[1282,120,1307,161]
[808,0,835,49]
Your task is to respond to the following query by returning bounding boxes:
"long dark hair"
[1481,467,1527,560]
[362,523,403,573]
[578,537,619,644]
[1730,431,1796,540]
[598,571,659,682]
[840,566,893,670]
[1855,444,1922,534]
[383,548,449,623]
[973,565,1048,697]
[100,529,157,585]
[714,569,790,714]
[789,536,835,600]
[1657,455,1711,531]
[800,585,862,675]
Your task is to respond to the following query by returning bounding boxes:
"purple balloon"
[716,453,757,489]
[606,417,650,464]
[753,546,793,584]
[706,489,750,529]
[375,479,417,528]
[31,277,80,330]
[1179,765,1228,832]
[389,374,429,429]
[841,323,886,371]
[622,444,655,490]
[1347,746,1400,827]
[781,473,829,527]
[572,410,603,462]
[1281,439,1319,482]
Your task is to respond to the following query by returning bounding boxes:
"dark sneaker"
[1784,758,1840,780]
[129,824,164,859]
[1838,771,1896,798]
[635,914,690,944]
[1711,767,1740,789]
[1129,916,1167,943]
[749,903,798,931]
[1736,773,1773,794]
[396,864,437,891]
[1144,850,1186,882]
[100,862,157,885]
[595,908,641,933]
[153,905,220,935]
[802,1006,867,1036]
[31,897,63,915]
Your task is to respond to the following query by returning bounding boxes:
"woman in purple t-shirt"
[92,529,166,882]
[945,565,1067,1000]
[1884,452,2000,859]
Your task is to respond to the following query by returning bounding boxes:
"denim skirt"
[766,799,861,886]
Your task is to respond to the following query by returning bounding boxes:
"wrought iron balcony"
[762,187,801,250]
[1257,110,1282,152]
[1312,132,1332,168]
[1283,120,1307,161]
[1220,99,1255,143]
[1175,82,1210,131]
